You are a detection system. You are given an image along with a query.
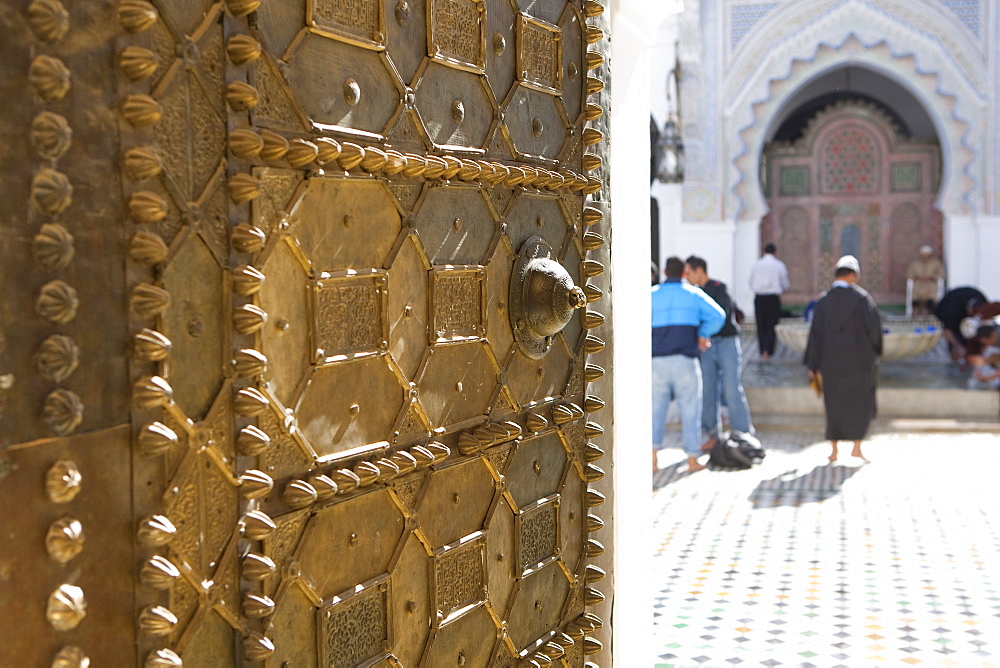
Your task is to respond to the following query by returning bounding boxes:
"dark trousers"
[754,294,781,356]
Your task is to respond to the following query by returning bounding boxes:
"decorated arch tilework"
[942,0,982,38]
[729,3,779,51]
[821,127,877,194]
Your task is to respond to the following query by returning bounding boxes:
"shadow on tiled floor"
[651,431,1000,667]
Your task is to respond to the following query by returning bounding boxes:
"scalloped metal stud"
[234,387,269,416]
[337,142,365,171]
[236,424,270,456]
[137,421,178,457]
[30,111,72,160]
[584,539,605,558]
[45,517,84,563]
[582,284,603,303]
[583,335,605,355]
[581,260,604,278]
[225,81,258,110]
[409,445,435,468]
[229,173,261,204]
[139,605,177,637]
[124,147,163,181]
[36,334,79,382]
[133,328,172,362]
[129,230,169,265]
[353,460,380,487]
[233,303,268,334]
[231,223,266,253]
[584,564,606,584]
[47,584,86,631]
[258,129,289,161]
[310,473,339,501]
[582,311,605,330]
[283,479,317,509]
[584,25,604,45]
[390,450,418,475]
[586,514,604,533]
[581,463,604,482]
[226,34,261,65]
[243,593,275,618]
[51,645,89,668]
[242,632,274,661]
[582,442,604,463]
[31,168,73,215]
[359,146,388,172]
[238,469,274,499]
[585,489,605,507]
[118,0,157,32]
[425,442,450,463]
[132,375,173,409]
[329,468,361,494]
[121,94,162,128]
[29,55,70,101]
[140,554,180,589]
[228,129,264,159]
[120,46,158,81]
[242,509,277,540]
[287,138,319,167]
[27,0,69,43]
[45,459,82,503]
[583,103,603,122]
[232,265,265,295]
[137,514,176,546]
[583,395,605,413]
[42,389,83,436]
[144,648,182,668]
[225,0,261,18]
[315,137,341,165]
[130,283,171,319]
[242,552,276,580]
[128,190,168,224]
[233,348,268,377]
[32,222,74,270]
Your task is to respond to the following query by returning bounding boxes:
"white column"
[609,2,682,666]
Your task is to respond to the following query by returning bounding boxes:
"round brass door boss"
[510,236,586,359]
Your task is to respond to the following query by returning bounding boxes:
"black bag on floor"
[708,431,766,470]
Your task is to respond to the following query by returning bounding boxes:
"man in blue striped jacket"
[652,256,726,472]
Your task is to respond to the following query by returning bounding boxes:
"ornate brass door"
[0,0,612,665]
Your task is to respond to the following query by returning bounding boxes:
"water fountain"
[775,317,942,361]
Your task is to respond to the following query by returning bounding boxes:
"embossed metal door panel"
[0,0,612,666]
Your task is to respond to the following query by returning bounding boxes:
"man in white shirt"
[748,243,790,359]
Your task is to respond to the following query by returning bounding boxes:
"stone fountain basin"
[775,318,943,362]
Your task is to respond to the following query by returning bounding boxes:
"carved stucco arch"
[723,0,985,223]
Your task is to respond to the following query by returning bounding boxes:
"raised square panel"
[308,0,386,48]
[431,266,486,341]
[313,270,388,362]
[517,14,561,94]
[318,578,390,667]
[517,495,559,573]
[432,532,487,620]
[428,0,486,72]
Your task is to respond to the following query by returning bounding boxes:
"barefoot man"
[804,255,883,462]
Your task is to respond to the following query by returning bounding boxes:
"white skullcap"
[919,245,933,255]
[835,254,860,274]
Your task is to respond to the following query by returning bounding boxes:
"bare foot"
[851,450,870,464]
[687,457,706,473]
[828,454,837,463]
[652,449,659,472]
[701,437,718,453]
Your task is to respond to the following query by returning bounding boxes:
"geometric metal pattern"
[0,0,610,665]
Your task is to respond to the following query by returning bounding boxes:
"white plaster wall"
[608,1,682,665]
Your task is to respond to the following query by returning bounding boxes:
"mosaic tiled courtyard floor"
[652,430,1000,667]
